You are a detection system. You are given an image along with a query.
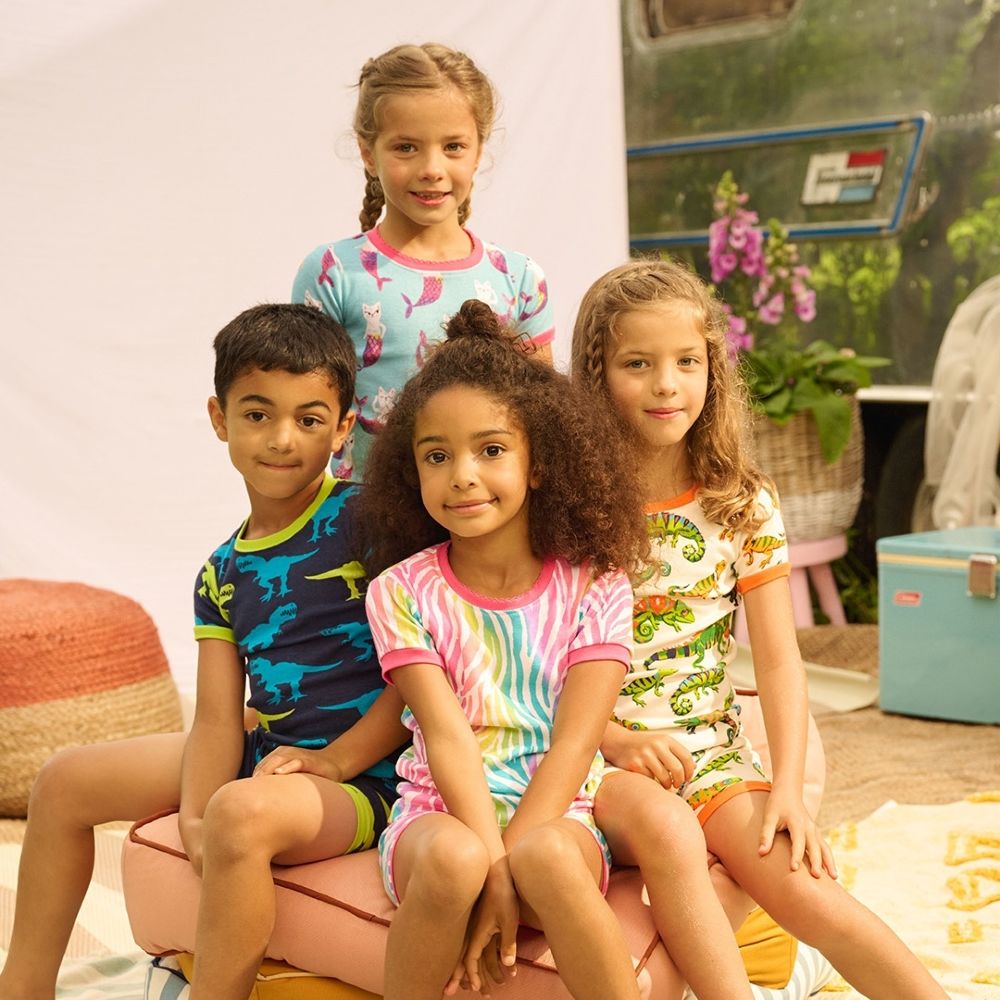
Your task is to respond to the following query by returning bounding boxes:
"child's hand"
[759,784,838,879]
[252,745,344,782]
[446,859,518,995]
[602,725,695,790]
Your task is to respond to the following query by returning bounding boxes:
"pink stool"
[734,534,847,643]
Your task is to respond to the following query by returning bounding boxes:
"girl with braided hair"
[292,43,553,483]
[572,257,948,1000]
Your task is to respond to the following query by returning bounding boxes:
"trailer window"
[640,0,798,40]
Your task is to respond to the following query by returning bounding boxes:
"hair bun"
[444,298,504,342]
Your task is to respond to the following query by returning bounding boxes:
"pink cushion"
[123,811,666,998]
[121,696,825,997]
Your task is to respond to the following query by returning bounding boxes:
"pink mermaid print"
[518,276,549,323]
[360,245,392,291]
[360,303,386,369]
[401,275,443,319]
[318,247,340,287]
[486,246,510,277]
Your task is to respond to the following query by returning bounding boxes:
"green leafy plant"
[709,171,889,462]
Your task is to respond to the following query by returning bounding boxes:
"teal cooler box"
[877,527,1000,724]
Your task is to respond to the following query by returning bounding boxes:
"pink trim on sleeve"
[380,646,445,681]
[567,643,631,669]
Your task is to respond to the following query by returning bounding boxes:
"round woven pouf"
[0,579,184,817]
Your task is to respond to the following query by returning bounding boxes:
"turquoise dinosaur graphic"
[309,485,359,542]
[248,655,340,705]
[318,688,381,716]
[320,621,374,661]
[244,603,297,653]
[646,511,706,562]
[236,550,317,602]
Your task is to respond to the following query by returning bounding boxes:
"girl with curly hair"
[359,298,647,1000]
[572,257,947,999]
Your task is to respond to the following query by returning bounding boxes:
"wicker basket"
[753,395,864,543]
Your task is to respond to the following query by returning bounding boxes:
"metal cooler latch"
[967,553,998,599]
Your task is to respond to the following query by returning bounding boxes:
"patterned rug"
[819,793,1000,998]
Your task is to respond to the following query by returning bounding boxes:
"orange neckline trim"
[644,485,699,514]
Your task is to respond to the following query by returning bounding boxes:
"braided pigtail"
[359,173,384,232]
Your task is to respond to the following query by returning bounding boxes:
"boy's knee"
[29,746,101,816]
[201,779,270,862]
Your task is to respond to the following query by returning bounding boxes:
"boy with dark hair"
[0,304,407,1000]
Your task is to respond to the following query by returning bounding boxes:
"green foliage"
[831,541,880,625]
[810,244,903,355]
[741,341,889,463]
[947,195,1000,296]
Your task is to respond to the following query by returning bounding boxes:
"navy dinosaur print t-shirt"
[193,474,396,782]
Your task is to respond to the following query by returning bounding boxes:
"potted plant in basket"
[708,170,889,541]
[709,169,889,463]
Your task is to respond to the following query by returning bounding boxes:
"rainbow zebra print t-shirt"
[366,543,632,902]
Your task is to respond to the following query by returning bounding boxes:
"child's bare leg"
[704,791,948,1000]
[595,771,753,1000]
[383,814,490,1000]
[188,773,364,1000]
[508,818,641,1000]
[0,733,187,1000]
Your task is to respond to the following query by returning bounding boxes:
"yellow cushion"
[176,955,380,999]
[735,906,797,989]
[175,907,793,998]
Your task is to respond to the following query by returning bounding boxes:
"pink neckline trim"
[367,227,483,271]
[436,543,554,609]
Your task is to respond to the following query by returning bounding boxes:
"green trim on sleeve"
[194,625,237,644]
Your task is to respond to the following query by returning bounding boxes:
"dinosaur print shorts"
[238,728,397,851]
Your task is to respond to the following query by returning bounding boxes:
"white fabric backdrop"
[0,0,629,695]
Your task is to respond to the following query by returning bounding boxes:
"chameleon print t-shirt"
[615,485,790,751]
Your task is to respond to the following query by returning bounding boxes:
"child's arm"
[252,686,409,781]
[743,576,836,878]
[392,661,519,995]
[504,658,624,846]
[178,638,247,874]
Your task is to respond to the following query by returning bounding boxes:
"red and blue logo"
[801,149,886,205]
